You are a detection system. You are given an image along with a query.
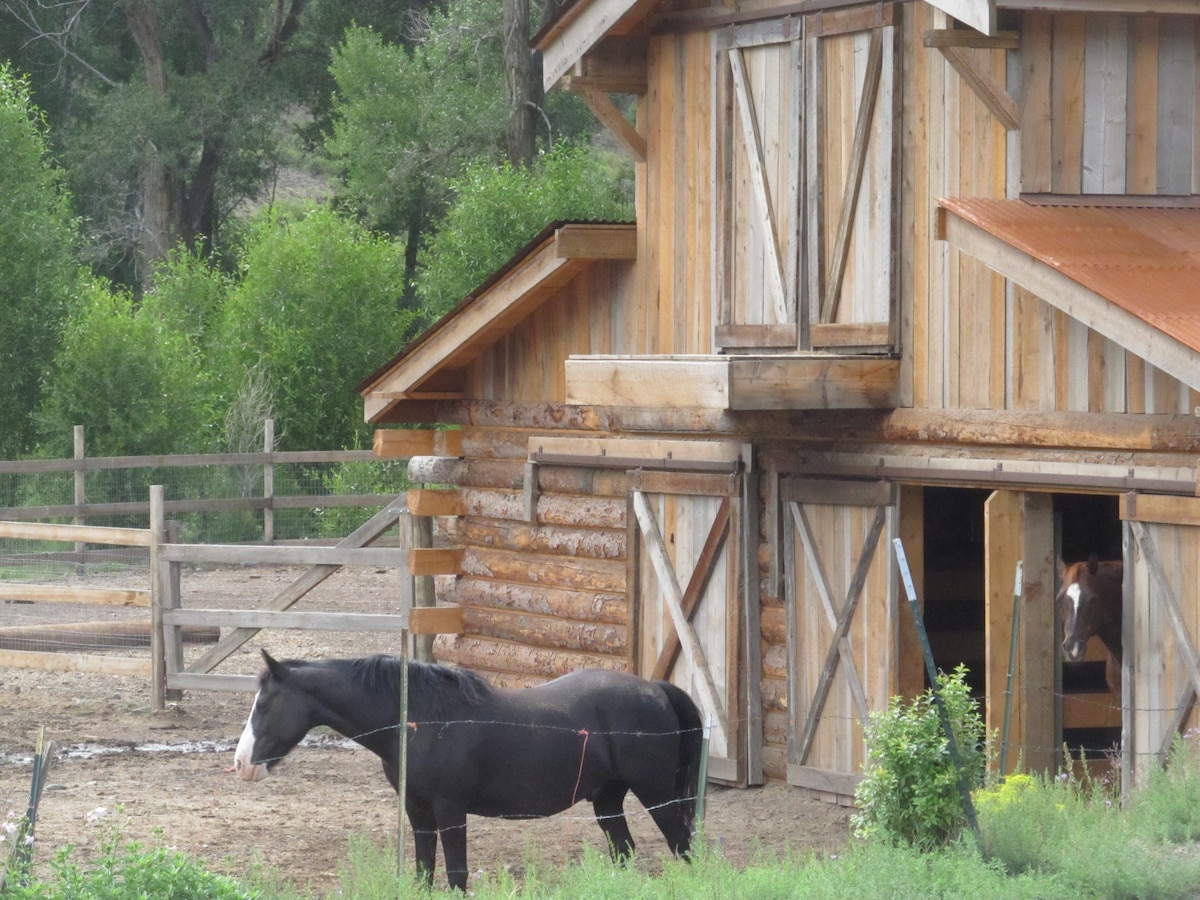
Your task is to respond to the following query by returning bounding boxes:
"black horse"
[233,650,703,891]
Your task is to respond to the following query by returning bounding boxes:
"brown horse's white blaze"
[234,691,268,782]
[1056,555,1124,696]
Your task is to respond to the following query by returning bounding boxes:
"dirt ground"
[0,565,852,894]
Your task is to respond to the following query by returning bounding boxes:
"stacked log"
[411,441,633,680]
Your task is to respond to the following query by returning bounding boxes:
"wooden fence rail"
[0,421,394,547]
[0,487,424,708]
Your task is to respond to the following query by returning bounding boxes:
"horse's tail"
[657,680,704,834]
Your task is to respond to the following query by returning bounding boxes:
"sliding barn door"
[1122,494,1200,788]
[784,477,897,801]
[630,470,752,785]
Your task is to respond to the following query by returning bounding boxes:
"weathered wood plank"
[0,649,151,677]
[165,609,410,631]
[0,584,149,606]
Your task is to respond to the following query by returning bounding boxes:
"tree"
[35,277,217,457]
[0,0,435,291]
[416,141,633,316]
[0,64,81,459]
[215,206,418,451]
[327,1,595,300]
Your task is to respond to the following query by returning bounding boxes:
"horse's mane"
[342,654,490,713]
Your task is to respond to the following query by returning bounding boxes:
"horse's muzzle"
[1062,639,1088,662]
[233,754,268,782]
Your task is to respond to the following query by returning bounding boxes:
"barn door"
[1122,494,1200,787]
[804,7,897,351]
[714,19,803,351]
[630,469,750,785]
[783,477,896,801]
[984,491,1056,775]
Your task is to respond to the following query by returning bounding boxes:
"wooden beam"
[406,488,465,517]
[1121,493,1200,527]
[0,584,149,606]
[937,46,1019,130]
[536,0,656,89]
[165,609,410,631]
[924,28,1018,50]
[373,428,463,459]
[564,355,901,410]
[409,606,465,635]
[0,648,151,677]
[0,520,151,547]
[407,547,463,576]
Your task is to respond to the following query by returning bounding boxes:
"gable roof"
[358,222,636,424]
[938,197,1200,392]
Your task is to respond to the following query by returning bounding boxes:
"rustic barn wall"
[908,5,1199,417]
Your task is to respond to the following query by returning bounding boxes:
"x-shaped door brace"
[1129,521,1200,762]
[792,502,887,765]
[631,490,731,748]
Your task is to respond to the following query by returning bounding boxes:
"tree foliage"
[215,206,418,451]
[0,64,82,458]
[35,278,216,458]
[417,142,633,316]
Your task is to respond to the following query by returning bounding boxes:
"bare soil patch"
[0,565,851,894]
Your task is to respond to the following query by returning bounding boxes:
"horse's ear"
[261,649,286,681]
[1086,553,1100,574]
[1056,557,1066,579]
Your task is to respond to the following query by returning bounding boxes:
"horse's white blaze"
[1066,582,1081,617]
[233,691,268,782]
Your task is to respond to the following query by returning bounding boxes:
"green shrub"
[3,828,262,900]
[852,665,985,850]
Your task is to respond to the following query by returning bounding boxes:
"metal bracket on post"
[892,537,981,840]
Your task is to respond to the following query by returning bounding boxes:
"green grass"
[8,735,1200,899]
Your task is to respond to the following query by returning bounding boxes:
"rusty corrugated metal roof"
[940,197,1200,355]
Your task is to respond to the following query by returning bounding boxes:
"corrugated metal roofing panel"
[940,198,1200,355]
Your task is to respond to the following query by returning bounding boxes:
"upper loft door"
[714,5,898,355]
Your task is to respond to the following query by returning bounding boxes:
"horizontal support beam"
[0,584,149,606]
[374,428,463,459]
[159,544,407,567]
[408,547,463,576]
[407,489,465,517]
[410,606,465,635]
[0,520,152,547]
[0,648,151,677]
[166,672,258,693]
[164,609,411,632]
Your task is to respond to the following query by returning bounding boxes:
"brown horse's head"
[1056,554,1123,664]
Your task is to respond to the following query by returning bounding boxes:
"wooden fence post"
[73,425,85,575]
[150,485,166,711]
[263,418,275,545]
[410,511,435,663]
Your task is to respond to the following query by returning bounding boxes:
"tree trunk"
[503,0,536,167]
[124,0,173,288]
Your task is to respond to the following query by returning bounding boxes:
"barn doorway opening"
[1054,492,1123,763]
[921,487,989,700]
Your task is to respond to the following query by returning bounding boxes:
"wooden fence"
[0,484,464,708]
[0,421,395,546]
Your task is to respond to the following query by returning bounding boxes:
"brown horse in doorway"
[1056,555,1123,695]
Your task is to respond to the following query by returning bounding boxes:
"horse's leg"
[592,782,635,862]
[433,801,470,892]
[404,798,439,887]
[639,791,692,859]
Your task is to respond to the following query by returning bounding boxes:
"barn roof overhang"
[937,197,1200,394]
[359,223,637,424]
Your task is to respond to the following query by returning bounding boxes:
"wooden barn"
[359,0,1200,803]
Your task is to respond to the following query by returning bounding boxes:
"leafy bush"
[853,665,986,850]
[416,142,634,317]
[3,828,262,900]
